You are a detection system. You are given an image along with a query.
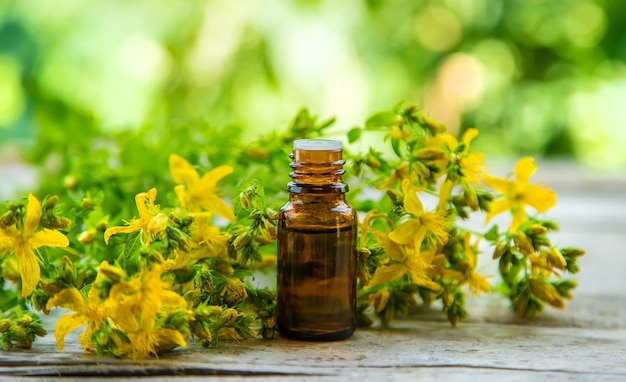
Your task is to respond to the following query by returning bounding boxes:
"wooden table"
[1,161,625,381]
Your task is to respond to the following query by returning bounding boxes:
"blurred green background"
[1,0,626,168]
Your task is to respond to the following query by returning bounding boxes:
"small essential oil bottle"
[277,139,357,341]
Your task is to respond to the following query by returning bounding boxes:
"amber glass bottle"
[277,139,357,341]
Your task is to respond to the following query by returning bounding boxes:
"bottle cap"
[293,139,342,151]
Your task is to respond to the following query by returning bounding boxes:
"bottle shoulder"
[280,198,356,229]
[280,198,356,213]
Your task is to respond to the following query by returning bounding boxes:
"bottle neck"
[287,146,348,194]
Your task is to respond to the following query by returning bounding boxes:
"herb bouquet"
[0,103,584,359]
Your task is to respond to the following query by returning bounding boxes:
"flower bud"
[395,114,405,127]
[43,195,59,210]
[414,161,431,179]
[395,162,410,179]
[561,247,586,258]
[442,291,454,308]
[17,314,32,326]
[190,320,213,343]
[78,229,98,245]
[365,153,382,169]
[371,288,391,313]
[462,183,478,211]
[96,219,108,232]
[513,233,534,256]
[39,281,62,296]
[542,220,559,231]
[217,327,244,341]
[525,224,548,236]
[219,308,239,326]
[98,261,126,282]
[414,148,447,161]
[233,231,252,250]
[263,221,277,239]
[566,259,580,274]
[147,213,169,236]
[554,279,577,299]
[63,175,78,190]
[194,270,215,294]
[0,319,11,333]
[533,235,552,248]
[386,189,401,203]
[264,208,278,220]
[1,337,12,351]
[265,316,277,329]
[254,234,273,246]
[493,242,509,260]
[417,113,445,134]
[515,294,529,318]
[81,198,94,211]
[546,247,567,270]
[32,324,47,337]
[358,247,371,259]
[528,279,564,308]
[222,278,248,306]
[389,126,409,140]
[62,255,75,281]
[0,211,15,228]
[357,262,370,285]
[239,192,251,209]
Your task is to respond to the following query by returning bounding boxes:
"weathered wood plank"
[1,295,625,379]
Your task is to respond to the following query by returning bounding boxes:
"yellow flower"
[429,128,484,183]
[169,154,236,221]
[430,129,485,210]
[190,212,228,250]
[367,234,442,292]
[123,327,187,361]
[104,264,188,360]
[165,213,229,271]
[483,157,557,232]
[106,264,188,333]
[357,209,393,247]
[46,261,112,353]
[104,188,167,245]
[0,194,69,297]
[389,179,448,250]
[462,232,490,294]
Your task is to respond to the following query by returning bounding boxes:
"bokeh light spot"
[0,56,25,127]
[413,6,462,52]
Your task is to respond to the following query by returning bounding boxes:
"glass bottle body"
[277,140,357,341]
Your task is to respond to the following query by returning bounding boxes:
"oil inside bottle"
[277,224,356,341]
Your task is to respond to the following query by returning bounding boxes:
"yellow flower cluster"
[47,262,188,359]
[41,154,254,358]
[358,113,561,324]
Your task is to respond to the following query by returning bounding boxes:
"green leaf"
[317,117,336,131]
[365,111,397,130]
[391,138,402,157]
[484,224,499,242]
[122,231,142,262]
[0,289,18,311]
[347,127,362,143]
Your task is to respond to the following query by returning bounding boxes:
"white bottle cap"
[293,139,342,151]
